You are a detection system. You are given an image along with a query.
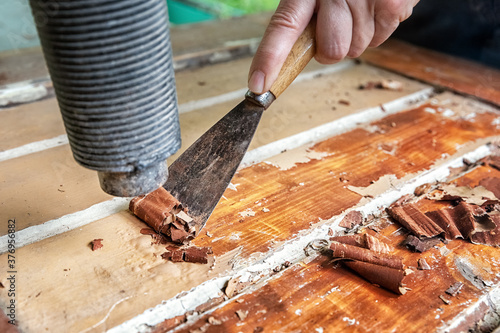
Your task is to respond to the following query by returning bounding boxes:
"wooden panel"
[361,39,500,106]
[1,93,498,332]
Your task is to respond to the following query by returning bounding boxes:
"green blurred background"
[0,0,279,52]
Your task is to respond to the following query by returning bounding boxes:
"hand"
[248,0,420,94]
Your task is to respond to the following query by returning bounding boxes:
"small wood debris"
[225,277,239,298]
[236,309,248,321]
[358,79,403,91]
[439,295,451,305]
[404,235,440,253]
[90,239,103,251]
[161,245,213,264]
[445,282,464,296]
[207,316,222,325]
[414,183,432,196]
[338,99,350,106]
[339,211,364,229]
[417,258,431,270]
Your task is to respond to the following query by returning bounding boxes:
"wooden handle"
[269,17,316,99]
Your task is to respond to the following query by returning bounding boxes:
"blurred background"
[0,0,279,52]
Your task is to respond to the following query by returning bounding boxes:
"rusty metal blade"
[163,99,264,232]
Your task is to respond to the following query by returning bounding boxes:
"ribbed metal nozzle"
[30,0,181,196]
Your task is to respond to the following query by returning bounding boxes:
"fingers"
[370,0,420,47]
[346,0,375,58]
[248,0,316,94]
[315,0,352,64]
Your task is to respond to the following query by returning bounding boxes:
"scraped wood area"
[1,18,500,333]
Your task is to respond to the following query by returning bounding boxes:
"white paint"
[0,134,68,162]
[106,278,229,333]
[241,87,435,167]
[295,309,302,316]
[0,197,130,253]
[342,317,358,325]
[0,79,49,107]
[439,285,500,333]
[108,143,494,333]
[441,109,455,117]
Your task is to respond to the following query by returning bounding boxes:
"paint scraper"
[163,18,317,234]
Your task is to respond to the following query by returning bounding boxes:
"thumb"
[248,0,316,94]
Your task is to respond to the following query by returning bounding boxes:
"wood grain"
[361,39,500,106]
[1,93,498,332]
[173,166,500,333]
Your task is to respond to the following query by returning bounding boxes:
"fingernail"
[248,70,265,94]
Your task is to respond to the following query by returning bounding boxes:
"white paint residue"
[342,317,358,325]
[441,109,455,117]
[0,80,49,107]
[492,118,500,126]
[295,309,302,316]
[463,112,477,121]
[229,232,242,241]
[228,183,240,191]
[347,174,399,197]
[424,107,436,113]
[315,328,324,333]
[239,208,255,218]
[265,146,331,170]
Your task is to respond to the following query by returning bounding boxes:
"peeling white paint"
[107,143,496,333]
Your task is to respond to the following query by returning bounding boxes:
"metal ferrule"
[245,90,276,109]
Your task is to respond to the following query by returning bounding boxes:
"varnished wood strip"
[174,165,500,333]
[361,39,500,106]
[1,94,498,332]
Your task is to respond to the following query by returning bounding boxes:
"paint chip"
[417,258,431,270]
[90,239,103,251]
[236,310,248,321]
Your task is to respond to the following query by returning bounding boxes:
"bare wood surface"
[361,39,500,106]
